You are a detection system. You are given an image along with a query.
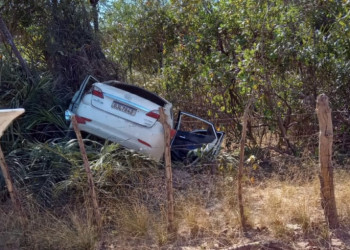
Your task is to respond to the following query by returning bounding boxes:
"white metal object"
[0,108,25,137]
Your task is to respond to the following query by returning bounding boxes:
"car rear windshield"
[103,82,168,107]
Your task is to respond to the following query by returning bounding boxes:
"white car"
[65,76,224,162]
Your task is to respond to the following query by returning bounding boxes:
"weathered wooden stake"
[316,94,339,229]
[0,108,26,223]
[0,145,22,214]
[71,115,102,228]
[159,107,174,233]
[238,98,253,232]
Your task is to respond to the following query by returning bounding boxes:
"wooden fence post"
[237,98,253,232]
[159,107,174,233]
[0,108,25,218]
[71,115,102,229]
[0,145,23,215]
[316,94,339,229]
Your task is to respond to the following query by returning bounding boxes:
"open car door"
[65,75,99,120]
[171,111,225,163]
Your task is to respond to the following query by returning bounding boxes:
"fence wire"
[2,110,350,163]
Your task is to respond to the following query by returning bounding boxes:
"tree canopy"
[0,0,349,154]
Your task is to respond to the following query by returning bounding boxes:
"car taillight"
[170,129,177,139]
[76,116,92,124]
[138,139,152,148]
[146,111,160,120]
[92,86,104,98]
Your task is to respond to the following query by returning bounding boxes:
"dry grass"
[1,166,350,249]
[27,213,98,250]
[247,177,321,238]
[335,170,350,225]
[0,203,98,250]
[112,202,152,237]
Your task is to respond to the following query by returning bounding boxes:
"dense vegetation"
[1,0,350,149]
[1,0,350,249]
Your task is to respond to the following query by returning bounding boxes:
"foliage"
[57,142,159,202]
[1,0,349,154]
[0,0,349,200]
[103,0,177,77]
[1,1,350,248]
[102,0,350,154]
[0,0,120,146]
[3,139,78,206]
[0,64,68,146]
[1,138,159,206]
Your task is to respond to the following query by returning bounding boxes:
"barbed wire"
[3,108,350,154]
[8,133,350,152]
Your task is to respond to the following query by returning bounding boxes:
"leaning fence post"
[0,109,25,217]
[71,115,102,229]
[0,145,22,215]
[159,107,174,233]
[237,98,253,232]
[316,94,339,229]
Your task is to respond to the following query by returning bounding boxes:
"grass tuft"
[0,203,98,250]
[114,202,152,237]
[335,170,350,226]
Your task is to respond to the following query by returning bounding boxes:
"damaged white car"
[65,75,224,162]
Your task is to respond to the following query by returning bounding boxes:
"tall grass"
[1,143,350,249]
[335,170,350,225]
[0,203,98,250]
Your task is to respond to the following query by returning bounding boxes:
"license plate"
[111,101,136,116]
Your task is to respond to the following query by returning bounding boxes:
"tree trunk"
[0,14,32,80]
[264,85,295,155]
[316,94,339,229]
[90,0,99,34]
